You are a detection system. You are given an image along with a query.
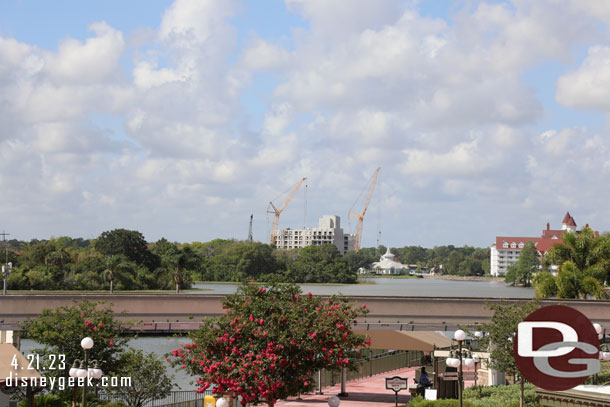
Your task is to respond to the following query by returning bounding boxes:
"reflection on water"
[192,277,534,298]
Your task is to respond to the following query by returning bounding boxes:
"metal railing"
[99,390,212,407]
[314,349,424,389]
[100,351,422,406]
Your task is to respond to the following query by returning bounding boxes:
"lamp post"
[448,330,474,407]
[328,395,340,407]
[594,323,610,384]
[68,337,102,407]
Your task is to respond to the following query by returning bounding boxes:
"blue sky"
[1,0,609,248]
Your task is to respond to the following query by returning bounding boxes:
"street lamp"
[68,337,102,407]
[328,395,340,407]
[453,330,474,407]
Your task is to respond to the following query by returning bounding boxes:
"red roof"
[541,229,564,239]
[494,236,562,255]
[494,212,596,255]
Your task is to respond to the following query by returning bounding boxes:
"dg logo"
[514,305,601,391]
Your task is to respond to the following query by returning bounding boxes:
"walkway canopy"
[0,343,42,386]
[355,330,452,351]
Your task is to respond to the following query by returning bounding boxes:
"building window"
[518,242,524,248]
[503,242,508,248]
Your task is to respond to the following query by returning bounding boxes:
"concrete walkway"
[276,366,417,407]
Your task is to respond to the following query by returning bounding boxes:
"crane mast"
[268,177,307,245]
[349,167,381,252]
[248,214,253,242]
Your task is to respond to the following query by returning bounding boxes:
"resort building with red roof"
[490,212,585,276]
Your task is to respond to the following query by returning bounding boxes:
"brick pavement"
[275,366,417,407]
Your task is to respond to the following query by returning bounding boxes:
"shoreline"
[421,274,505,282]
[359,274,505,283]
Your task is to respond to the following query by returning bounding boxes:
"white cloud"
[2,0,610,248]
[556,46,610,111]
[45,22,125,84]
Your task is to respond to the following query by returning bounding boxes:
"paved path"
[276,367,416,407]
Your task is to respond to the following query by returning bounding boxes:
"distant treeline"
[348,245,490,276]
[2,229,490,291]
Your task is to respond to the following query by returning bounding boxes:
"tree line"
[348,245,490,276]
[3,229,494,291]
[4,229,361,291]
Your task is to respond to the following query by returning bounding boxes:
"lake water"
[192,277,535,298]
[20,336,198,391]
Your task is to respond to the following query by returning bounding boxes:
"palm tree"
[104,255,123,294]
[538,227,610,299]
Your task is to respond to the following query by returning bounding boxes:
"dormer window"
[503,242,508,248]
[552,235,558,239]
[518,242,524,249]
[510,242,517,248]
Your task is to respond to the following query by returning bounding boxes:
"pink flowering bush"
[169,281,369,406]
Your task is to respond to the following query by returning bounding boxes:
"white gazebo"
[367,248,409,275]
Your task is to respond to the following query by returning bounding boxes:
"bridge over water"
[1,294,609,332]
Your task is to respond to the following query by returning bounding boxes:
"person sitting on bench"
[417,366,432,395]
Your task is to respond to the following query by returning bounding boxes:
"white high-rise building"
[274,215,355,255]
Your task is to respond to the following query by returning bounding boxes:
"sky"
[1,0,610,248]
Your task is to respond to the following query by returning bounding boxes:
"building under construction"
[274,215,355,255]
[267,167,380,254]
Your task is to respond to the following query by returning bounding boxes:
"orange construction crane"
[268,177,307,245]
[349,167,381,252]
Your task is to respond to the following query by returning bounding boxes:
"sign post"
[385,376,408,407]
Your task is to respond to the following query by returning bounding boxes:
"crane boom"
[268,177,307,245]
[349,167,381,252]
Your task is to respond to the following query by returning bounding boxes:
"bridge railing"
[98,389,212,407]
[314,349,424,389]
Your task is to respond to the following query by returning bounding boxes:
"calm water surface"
[20,336,197,390]
[193,277,534,298]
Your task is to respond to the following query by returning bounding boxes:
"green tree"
[21,301,129,399]
[149,239,197,292]
[286,244,356,283]
[535,227,610,299]
[202,241,282,282]
[343,248,377,273]
[170,281,369,406]
[481,301,539,407]
[105,348,173,407]
[103,255,123,294]
[94,229,160,271]
[505,242,539,286]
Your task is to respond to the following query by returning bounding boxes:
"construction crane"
[349,167,381,252]
[267,177,307,245]
[247,214,253,242]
